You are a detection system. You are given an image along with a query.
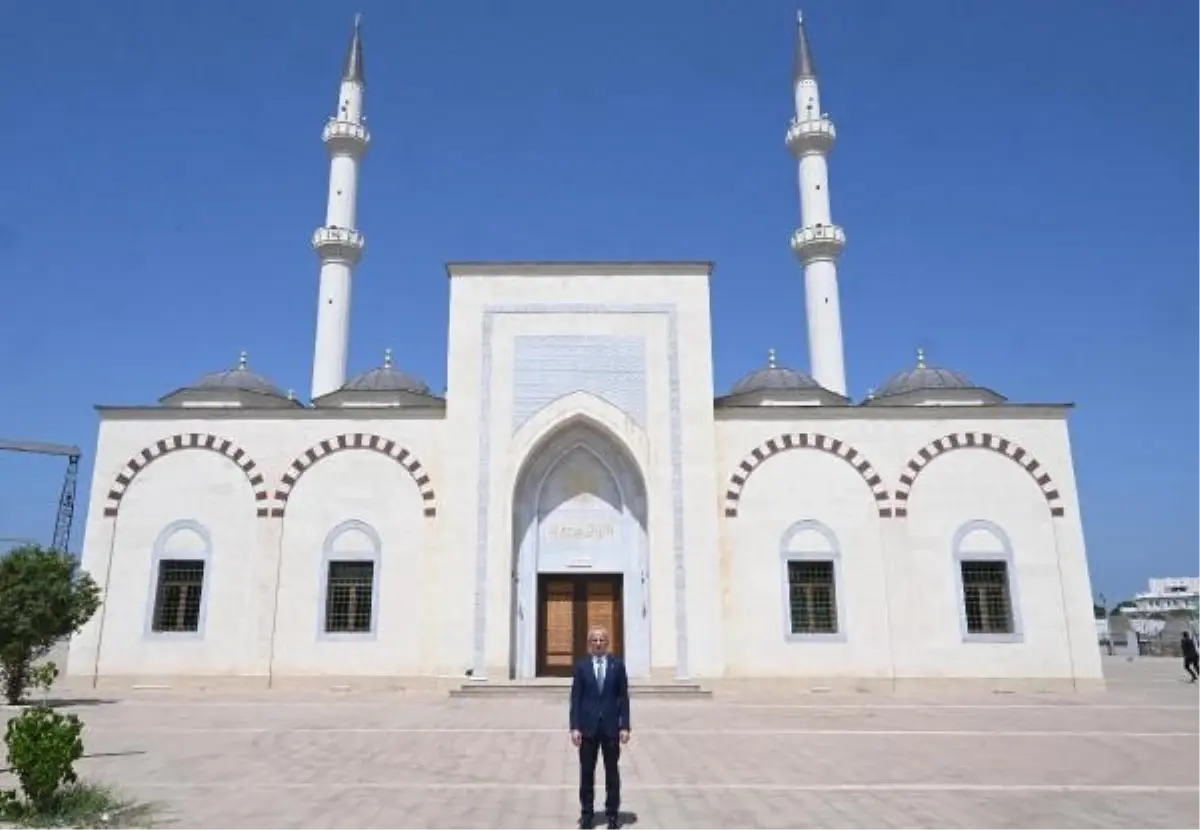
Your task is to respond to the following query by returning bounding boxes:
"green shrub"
[28,662,59,705]
[3,705,84,813]
[0,544,101,705]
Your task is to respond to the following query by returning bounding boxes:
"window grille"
[961,560,1013,634]
[325,561,375,633]
[152,559,205,633]
[787,560,837,634]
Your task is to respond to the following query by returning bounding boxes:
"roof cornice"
[445,261,713,279]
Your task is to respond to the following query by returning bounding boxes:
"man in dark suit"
[569,625,630,829]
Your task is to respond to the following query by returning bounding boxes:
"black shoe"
[607,818,620,829]
[578,815,594,829]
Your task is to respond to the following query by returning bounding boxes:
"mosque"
[66,15,1104,690]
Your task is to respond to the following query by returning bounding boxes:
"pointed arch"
[271,433,436,518]
[723,432,891,518]
[103,433,269,519]
[893,431,1064,519]
[508,415,651,680]
[509,391,652,483]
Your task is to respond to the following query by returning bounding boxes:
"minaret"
[310,14,370,400]
[786,12,848,397]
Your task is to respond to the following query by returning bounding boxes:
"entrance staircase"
[449,678,711,700]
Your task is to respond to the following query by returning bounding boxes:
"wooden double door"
[536,574,624,677]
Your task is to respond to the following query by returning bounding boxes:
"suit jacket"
[569,654,631,739]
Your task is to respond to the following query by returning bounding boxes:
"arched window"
[319,520,382,639]
[953,520,1023,643]
[779,520,845,642]
[145,520,212,638]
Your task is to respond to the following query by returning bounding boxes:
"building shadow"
[2,750,147,774]
[46,697,119,708]
[82,750,148,761]
[2,697,118,709]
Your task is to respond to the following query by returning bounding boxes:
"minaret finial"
[237,350,248,370]
[767,348,778,369]
[383,348,393,369]
[793,10,816,80]
[916,347,926,368]
[343,14,365,85]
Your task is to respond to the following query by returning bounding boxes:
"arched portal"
[511,421,649,680]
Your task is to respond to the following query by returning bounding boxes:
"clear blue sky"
[0,1,1194,602]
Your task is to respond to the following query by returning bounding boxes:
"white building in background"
[66,15,1104,691]
[1130,578,1200,616]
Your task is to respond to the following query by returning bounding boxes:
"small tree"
[0,545,101,704]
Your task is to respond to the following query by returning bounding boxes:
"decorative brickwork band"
[893,431,1065,519]
[724,433,891,518]
[103,433,270,519]
[272,433,437,518]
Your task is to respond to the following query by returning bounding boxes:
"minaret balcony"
[785,116,836,156]
[312,226,365,261]
[322,119,370,155]
[790,224,846,261]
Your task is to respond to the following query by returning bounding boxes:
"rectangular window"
[325,561,375,633]
[960,560,1014,635]
[152,560,205,633]
[787,560,838,635]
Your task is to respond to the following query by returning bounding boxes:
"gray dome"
[873,349,978,399]
[730,349,822,395]
[187,352,288,398]
[342,349,430,395]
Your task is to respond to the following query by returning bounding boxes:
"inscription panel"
[512,335,647,432]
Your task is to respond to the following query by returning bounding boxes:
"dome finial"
[916,347,926,368]
[767,348,778,368]
[383,348,393,369]
[237,350,248,370]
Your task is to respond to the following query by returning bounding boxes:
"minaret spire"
[785,11,848,396]
[793,11,817,81]
[343,13,365,85]
[310,15,371,400]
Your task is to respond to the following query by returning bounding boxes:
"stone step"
[449,681,712,700]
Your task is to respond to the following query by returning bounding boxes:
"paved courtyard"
[3,657,1197,828]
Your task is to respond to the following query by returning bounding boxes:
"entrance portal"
[536,574,624,677]
[511,420,649,680]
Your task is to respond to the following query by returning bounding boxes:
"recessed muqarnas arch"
[271,433,437,519]
[893,431,1065,519]
[724,432,891,518]
[103,433,270,518]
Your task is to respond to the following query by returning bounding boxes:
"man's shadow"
[581,812,638,829]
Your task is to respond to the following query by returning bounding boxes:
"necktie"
[596,657,606,687]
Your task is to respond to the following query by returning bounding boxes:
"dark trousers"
[1185,657,1198,681]
[578,735,620,819]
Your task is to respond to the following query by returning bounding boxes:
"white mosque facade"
[66,17,1104,691]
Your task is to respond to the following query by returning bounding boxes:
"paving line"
[18,700,1194,711]
[720,702,1197,711]
[128,782,1200,793]
[76,726,1199,737]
